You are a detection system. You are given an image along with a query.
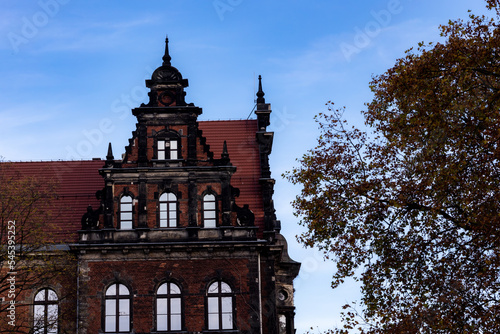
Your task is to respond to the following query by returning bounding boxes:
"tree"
[0,162,76,334]
[285,1,500,332]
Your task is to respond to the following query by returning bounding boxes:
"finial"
[256,75,265,104]
[222,140,229,155]
[162,35,172,66]
[221,140,230,164]
[105,142,114,167]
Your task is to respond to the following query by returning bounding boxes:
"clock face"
[278,289,288,301]
[159,90,176,106]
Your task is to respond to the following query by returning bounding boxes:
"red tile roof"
[2,119,264,243]
[199,120,264,233]
[2,160,104,243]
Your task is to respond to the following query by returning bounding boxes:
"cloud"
[3,12,162,54]
[0,106,57,128]
[36,16,160,53]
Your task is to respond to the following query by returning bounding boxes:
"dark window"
[104,284,131,332]
[120,195,133,229]
[33,288,58,334]
[156,282,182,331]
[158,139,179,160]
[159,193,177,227]
[207,281,234,330]
[203,194,217,228]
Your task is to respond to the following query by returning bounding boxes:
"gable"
[1,119,264,243]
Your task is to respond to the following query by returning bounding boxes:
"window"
[278,314,288,334]
[156,282,182,331]
[104,284,131,333]
[159,192,177,227]
[33,288,58,334]
[207,281,234,330]
[120,195,133,229]
[157,139,179,160]
[203,194,217,228]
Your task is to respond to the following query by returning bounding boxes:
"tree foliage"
[285,1,500,332]
[0,163,76,333]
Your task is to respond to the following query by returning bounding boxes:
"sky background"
[0,0,493,332]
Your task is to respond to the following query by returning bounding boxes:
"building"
[1,37,300,334]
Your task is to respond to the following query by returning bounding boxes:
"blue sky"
[0,0,492,332]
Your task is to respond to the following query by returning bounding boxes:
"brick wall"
[79,253,262,333]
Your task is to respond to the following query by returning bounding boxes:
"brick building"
[1,37,300,334]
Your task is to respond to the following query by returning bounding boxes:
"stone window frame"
[33,288,58,334]
[155,281,184,332]
[158,192,178,228]
[154,130,181,161]
[118,193,135,230]
[201,190,218,228]
[205,280,235,331]
[103,283,132,333]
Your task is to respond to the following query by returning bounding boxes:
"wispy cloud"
[36,16,161,53]
[3,13,162,54]
[0,107,57,128]
[264,16,449,94]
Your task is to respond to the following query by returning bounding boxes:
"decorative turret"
[254,75,279,239]
[143,36,189,107]
[127,36,203,167]
[255,75,271,131]
[254,75,273,178]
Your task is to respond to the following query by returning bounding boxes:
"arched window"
[159,193,177,227]
[119,195,133,229]
[207,281,234,330]
[156,282,182,331]
[33,288,58,334]
[203,194,217,228]
[104,283,131,333]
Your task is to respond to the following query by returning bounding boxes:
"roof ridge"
[199,119,257,123]
[1,159,103,164]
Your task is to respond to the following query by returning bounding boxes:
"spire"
[162,35,172,66]
[105,142,114,167]
[221,140,230,164]
[254,74,271,130]
[256,75,265,104]
[222,140,229,156]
